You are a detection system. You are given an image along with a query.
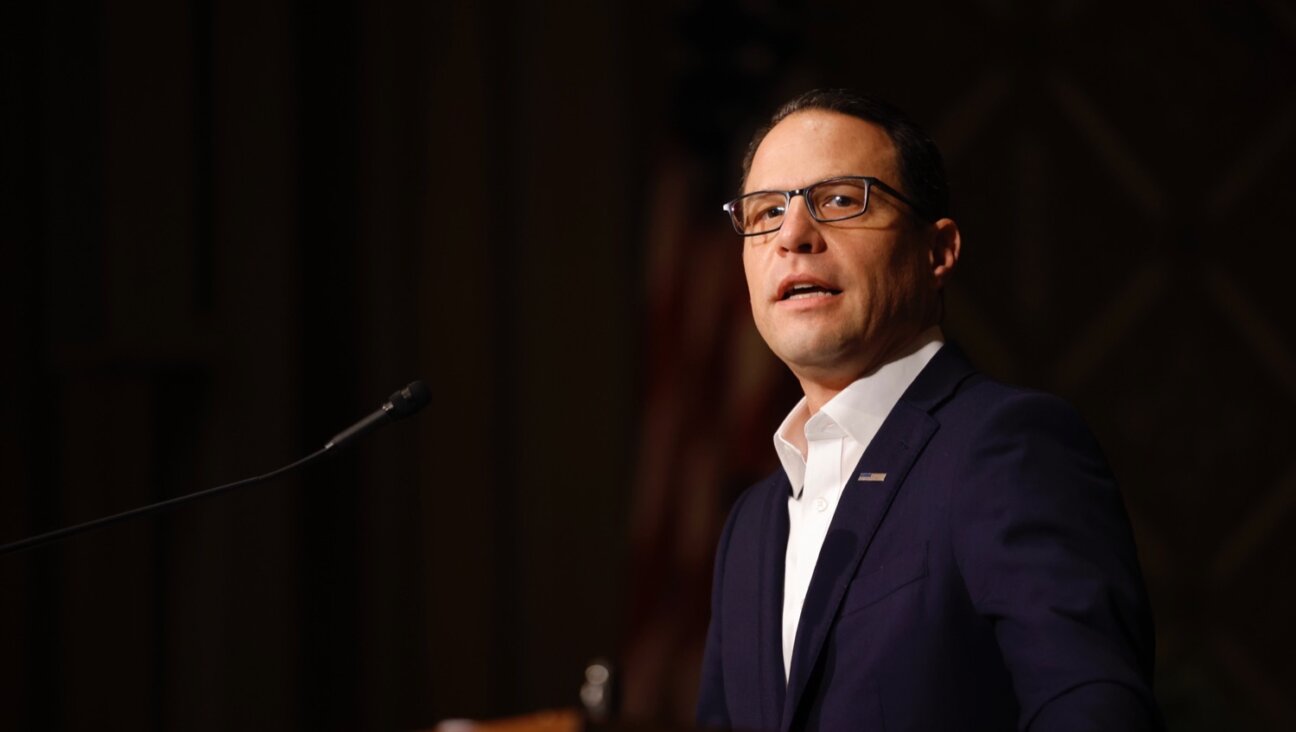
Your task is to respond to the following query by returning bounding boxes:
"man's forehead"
[745,110,899,192]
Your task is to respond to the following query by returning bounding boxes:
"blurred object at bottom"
[429,658,705,732]
[430,711,708,732]
[434,709,582,732]
[580,658,617,723]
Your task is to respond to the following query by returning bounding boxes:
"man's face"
[742,110,956,389]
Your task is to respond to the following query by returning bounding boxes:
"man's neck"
[800,380,847,416]
[784,361,890,457]
[791,326,945,430]
[796,355,897,417]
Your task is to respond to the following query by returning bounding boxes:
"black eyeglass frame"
[721,175,933,236]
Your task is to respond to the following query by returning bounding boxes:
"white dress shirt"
[773,327,944,679]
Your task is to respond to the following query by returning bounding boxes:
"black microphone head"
[387,380,430,418]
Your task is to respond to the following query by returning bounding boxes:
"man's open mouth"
[780,282,843,301]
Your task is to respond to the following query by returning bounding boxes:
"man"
[696,90,1160,731]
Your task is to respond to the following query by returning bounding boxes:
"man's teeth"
[784,283,837,300]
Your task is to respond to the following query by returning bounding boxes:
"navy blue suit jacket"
[697,344,1159,731]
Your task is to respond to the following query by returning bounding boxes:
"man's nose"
[776,195,826,255]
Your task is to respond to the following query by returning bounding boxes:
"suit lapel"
[778,343,977,731]
[779,402,937,731]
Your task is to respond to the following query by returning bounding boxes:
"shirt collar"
[773,327,946,493]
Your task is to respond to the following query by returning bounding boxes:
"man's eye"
[746,203,785,227]
[822,194,861,209]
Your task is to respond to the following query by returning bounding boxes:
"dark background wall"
[2,1,1293,730]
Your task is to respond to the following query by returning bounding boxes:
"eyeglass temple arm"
[868,178,935,222]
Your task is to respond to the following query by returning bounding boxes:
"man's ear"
[929,218,961,287]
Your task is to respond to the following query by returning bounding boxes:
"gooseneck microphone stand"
[0,380,431,556]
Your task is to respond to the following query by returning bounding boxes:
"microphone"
[1,380,431,556]
[326,380,430,450]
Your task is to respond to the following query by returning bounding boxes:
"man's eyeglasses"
[722,176,930,237]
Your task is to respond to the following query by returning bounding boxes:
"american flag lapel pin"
[857,472,888,482]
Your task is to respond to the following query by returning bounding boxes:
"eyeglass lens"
[734,179,871,235]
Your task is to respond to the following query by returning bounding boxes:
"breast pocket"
[841,543,929,617]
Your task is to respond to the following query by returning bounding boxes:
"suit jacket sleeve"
[696,484,751,727]
[951,391,1160,731]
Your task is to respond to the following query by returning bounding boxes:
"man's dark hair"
[740,89,950,221]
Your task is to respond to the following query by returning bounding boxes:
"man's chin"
[772,342,862,378]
